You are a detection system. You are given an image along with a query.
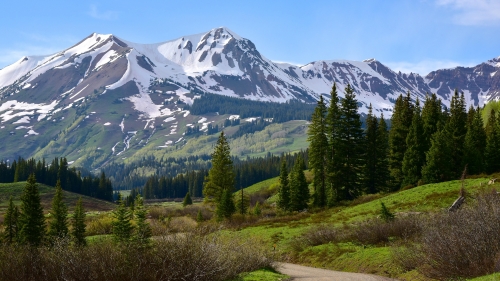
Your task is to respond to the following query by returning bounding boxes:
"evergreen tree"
[3,196,20,243]
[235,189,249,215]
[326,83,341,205]
[421,127,454,183]
[421,93,443,153]
[196,210,204,222]
[484,111,500,174]
[402,99,426,187]
[375,114,390,191]
[364,104,379,194]
[277,159,290,211]
[48,179,69,239]
[133,195,151,244]
[289,155,309,211]
[463,107,486,174]
[447,90,468,177]
[308,95,329,207]
[380,202,395,222]
[18,173,45,246]
[112,194,132,242]
[203,132,235,203]
[388,93,414,189]
[71,197,86,247]
[216,189,236,221]
[182,192,193,207]
[335,84,364,200]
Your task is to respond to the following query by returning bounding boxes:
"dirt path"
[277,263,397,281]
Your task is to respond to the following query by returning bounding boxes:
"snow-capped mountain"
[0,27,499,168]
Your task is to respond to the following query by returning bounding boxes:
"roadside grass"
[229,267,289,281]
[469,273,500,281]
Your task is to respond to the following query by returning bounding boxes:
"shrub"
[86,215,113,236]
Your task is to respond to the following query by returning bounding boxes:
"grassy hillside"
[0,181,114,215]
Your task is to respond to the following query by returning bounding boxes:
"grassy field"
[0,181,114,215]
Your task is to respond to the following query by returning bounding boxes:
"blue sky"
[1,0,499,75]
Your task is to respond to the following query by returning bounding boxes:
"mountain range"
[1,27,499,169]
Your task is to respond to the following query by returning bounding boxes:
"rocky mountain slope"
[0,27,499,168]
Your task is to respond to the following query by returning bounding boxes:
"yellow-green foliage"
[482,100,500,126]
[86,214,114,236]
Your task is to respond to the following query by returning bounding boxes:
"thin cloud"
[88,4,119,20]
[0,46,61,69]
[436,0,500,26]
[385,60,477,76]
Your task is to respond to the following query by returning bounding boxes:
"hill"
[0,181,114,216]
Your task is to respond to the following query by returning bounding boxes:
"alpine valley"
[1,26,500,170]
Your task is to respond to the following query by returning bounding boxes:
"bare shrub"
[0,232,273,281]
[355,214,422,245]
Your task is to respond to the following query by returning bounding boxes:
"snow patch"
[103,122,111,126]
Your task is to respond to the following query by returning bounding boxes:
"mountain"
[0,27,499,169]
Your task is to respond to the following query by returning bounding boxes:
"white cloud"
[436,0,500,26]
[385,60,476,76]
[88,4,119,20]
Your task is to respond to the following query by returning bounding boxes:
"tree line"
[0,157,113,201]
[300,83,500,210]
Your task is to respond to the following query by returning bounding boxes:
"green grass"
[229,267,289,281]
[469,273,500,281]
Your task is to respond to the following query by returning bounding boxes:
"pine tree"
[364,104,379,194]
[182,192,193,207]
[421,127,454,183]
[484,110,500,174]
[48,179,69,239]
[308,95,329,207]
[3,196,20,243]
[447,90,468,177]
[216,189,236,221]
[235,189,249,215]
[277,159,290,211]
[375,114,390,191]
[380,202,395,222]
[133,195,151,244]
[402,99,426,187]
[112,194,132,242]
[335,84,364,200]
[422,93,443,153]
[463,107,486,174]
[203,132,235,203]
[71,197,86,246]
[253,201,262,216]
[289,155,309,211]
[18,173,45,246]
[388,93,414,189]
[196,210,204,222]
[326,83,341,205]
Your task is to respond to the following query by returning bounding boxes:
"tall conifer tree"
[112,194,132,242]
[326,83,341,205]
[421,93,442,154]
[335,84,364,200]
[447,90,467,177]
[463,107,486,174]
[422,127,454,183]
[402,99,426,186]
[18,173,45,246]
[376,114,390,191]
[289,155,309,211]
[364,104,379,194]
[48,179,69,239]
[203,132,235,203]
[3,196,20,243]
[388,93,414,189]
[484,110,500,174]
[133,195,151,244]
[308,95,328,207]
[71,197,86,246]
[277,159,290,211]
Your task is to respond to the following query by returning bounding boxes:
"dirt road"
[277,263,397,281]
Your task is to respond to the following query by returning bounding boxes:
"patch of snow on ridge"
[103,122,111,126]
[13,116,30,124]
[0,100,58,123]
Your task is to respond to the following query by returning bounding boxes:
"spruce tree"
[203,131,235,203]
[18,173,45,246]
[3,196,20,243]
[421,127,454,183]
[388,93,414,189]
[484,110,500,174]
[289,155,309,211]
[182,192,193,207]
[364,104,379,194]
[196,210,204,222]
[112,194,132,242]
[72,197,86,246]
[463,107,486,174]
[447,90,467,177]
[308,95,329,207]
[421,93,443,153]
[402,99,426,187]
[326,83,341,205]
[133,195,151,244]
[235,189,249,215]
[48,179,69,239]
[277,159,290,211]
[253,201,262,216]
[375,114,390,191]
[216,189,236,221]
[380,202,395,222]
[335,84,364,200]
